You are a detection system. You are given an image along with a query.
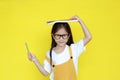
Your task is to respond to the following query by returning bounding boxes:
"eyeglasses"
[53,34,69,40]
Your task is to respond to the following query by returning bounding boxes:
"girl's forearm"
[33,58,49,76]
[78,19,92,45]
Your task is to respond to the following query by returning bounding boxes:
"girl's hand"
[69,15,81,21]
[28,53,37,62]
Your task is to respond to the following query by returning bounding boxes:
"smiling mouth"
[58,42,64,43]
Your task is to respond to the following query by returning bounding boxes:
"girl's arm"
[70,15,92,46]
[28,53,49,76]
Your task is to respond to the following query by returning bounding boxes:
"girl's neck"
[54,45,66,54]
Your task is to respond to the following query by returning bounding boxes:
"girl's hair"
[50,22,74,65]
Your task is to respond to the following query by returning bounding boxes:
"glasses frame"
[53,34,70,40]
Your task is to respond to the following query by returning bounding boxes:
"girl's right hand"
[28,53,37,62]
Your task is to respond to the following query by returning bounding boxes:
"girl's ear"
[51,34,55,39]
[68,34,71,38]
[51,34,53,36]
[51,34,54,37]
[67,34,70,40]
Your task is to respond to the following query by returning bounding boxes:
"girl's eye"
[55,34,60,37]
[62,34,67,36]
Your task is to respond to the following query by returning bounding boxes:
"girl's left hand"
[69,15,81,21]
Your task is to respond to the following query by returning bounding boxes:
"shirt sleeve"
[43,60,51,73]
[43,51,51,73]
[71,39,86,57]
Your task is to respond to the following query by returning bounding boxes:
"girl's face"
[53,27,70,47]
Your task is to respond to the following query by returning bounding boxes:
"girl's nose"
[60,36,63,40]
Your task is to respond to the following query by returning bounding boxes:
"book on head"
[47,19,78,25]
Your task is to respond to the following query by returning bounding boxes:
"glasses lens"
[54,34,60,39]
[62,34,69,39]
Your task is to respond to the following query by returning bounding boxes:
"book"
[47,19,78,25]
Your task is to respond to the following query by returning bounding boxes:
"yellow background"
[0,0,120,80]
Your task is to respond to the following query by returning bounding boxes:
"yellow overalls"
[46,47,77,80]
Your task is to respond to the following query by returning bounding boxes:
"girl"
[28,15,92,80]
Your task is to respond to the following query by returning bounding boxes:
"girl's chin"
[57,43,66,47]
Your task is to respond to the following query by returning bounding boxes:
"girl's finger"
[28,53,33,61]
[69,17,77,20]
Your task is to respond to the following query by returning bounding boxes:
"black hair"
[50,22,74,65]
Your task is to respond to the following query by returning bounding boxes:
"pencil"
[25,42,30,53]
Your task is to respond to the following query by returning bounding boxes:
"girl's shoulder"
[70,39,85,49]
[70,39,86,57]
[46,50,50,59]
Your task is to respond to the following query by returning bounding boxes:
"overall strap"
[45,56,50,63]
[69,46,73,59]
[46,56,55,67]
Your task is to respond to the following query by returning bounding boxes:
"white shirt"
[43,39,86,80]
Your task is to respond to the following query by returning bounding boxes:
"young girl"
[28,15,92,80]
